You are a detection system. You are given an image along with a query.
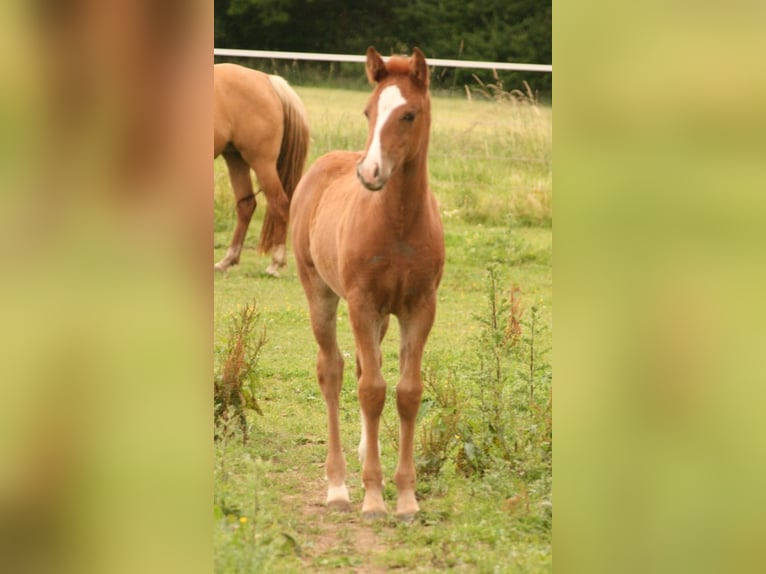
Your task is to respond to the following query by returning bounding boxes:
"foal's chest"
[342,228,443,311]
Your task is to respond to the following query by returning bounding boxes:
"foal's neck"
[382,151,430,227]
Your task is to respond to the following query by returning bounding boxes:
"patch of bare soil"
[284,474,392,573]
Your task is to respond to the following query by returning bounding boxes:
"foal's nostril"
[373,165,380,179]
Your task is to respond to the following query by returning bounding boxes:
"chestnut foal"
[291,47,444,519]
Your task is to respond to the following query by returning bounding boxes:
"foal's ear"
[409,47,429,88]
[365,46,387,84]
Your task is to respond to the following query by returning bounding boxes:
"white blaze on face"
[358,85,407,185]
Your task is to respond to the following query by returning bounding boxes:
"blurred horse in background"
[214,64,309,275]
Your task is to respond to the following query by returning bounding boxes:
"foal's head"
[356,47,431,191]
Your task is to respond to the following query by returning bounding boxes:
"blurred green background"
[2,1,766,573]
[555,2,766,573]
[214,0,552,99]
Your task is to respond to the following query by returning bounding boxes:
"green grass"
[214,86,552,572]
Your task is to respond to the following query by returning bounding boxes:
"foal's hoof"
[396,492,419,520]
[326,484,350,511]
[264,264,281,278]
[361,492,387,520]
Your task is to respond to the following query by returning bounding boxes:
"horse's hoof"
[264,265,280,278]
[326,484,350,510]
[396,512,416,523]
[361,510,387,521]
[214,263,227,273]
[396,492,419,518]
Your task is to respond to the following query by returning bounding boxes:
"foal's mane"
[384,56,411,77]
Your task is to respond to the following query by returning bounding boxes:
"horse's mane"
[384,56,411,76]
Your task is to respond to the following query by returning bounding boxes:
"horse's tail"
[260,75,310,253]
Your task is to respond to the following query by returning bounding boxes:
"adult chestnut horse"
[291,47,444,520]
[214,64,309,275]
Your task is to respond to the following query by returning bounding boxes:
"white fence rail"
[214,48,552,73]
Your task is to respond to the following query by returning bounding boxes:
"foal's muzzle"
[356,161,386,191]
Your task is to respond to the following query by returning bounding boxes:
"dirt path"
[282,474,393,573]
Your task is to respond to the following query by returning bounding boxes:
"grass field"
[214,85,552,572]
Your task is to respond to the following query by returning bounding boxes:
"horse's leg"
[214,153,256,272]
[251,158,289,277]
[357,315,389,465]
[299,270,348,509]
[394,297,437,520]
[349,305,389,518]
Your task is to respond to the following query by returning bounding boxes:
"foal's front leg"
[394,300,436,520]
[349,306,389,518]
[302,279,349,509]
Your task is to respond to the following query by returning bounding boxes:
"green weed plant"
[214,300,268,444]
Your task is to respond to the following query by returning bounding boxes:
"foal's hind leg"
[215,153,256,272]
[251,158,290,277]
[299,271,349,509]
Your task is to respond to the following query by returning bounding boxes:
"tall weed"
[465,72,540,107]
[415,367,462,477]
[417,265,551,487]
[214,300,268,444]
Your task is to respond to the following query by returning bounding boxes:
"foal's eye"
[402,112,415,122]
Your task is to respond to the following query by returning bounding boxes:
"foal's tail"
[260,75,310,253]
